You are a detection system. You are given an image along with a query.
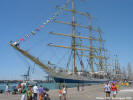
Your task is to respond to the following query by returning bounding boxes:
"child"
[43,91,50,100]
[58,87,62,100]
[27,86,32,100]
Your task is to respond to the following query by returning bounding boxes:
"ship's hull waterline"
[53,77,107,83]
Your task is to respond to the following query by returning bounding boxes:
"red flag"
[20,38,24,41]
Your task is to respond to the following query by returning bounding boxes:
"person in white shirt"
[5,83,9,95]
[62,85,67,100]
[104,81,111,99]
[33,84,38,100]
[13,41,19,47]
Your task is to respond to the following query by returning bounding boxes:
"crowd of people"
[21,84,50,100]
[5,83,50,100]
[4,80,130,100]
[58,85,67,100]
[104,80,129,99]
[4,83,69,100]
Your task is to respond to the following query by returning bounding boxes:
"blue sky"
[0,0,133,80]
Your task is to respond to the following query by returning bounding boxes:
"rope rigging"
[66,50,73,71]
[76,50,84,72]
[14,49,36,77]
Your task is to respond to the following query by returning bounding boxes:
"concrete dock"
[0,84,133,100]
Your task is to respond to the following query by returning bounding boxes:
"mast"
[9,0,111,81]
[114,55,121,79]
[32,0,107,74]
[72,0,76,73]
[88,16,94,72]
[98,29,103,71]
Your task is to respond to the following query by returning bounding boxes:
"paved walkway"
[0,85,133,100]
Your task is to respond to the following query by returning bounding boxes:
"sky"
[0,0,133,80]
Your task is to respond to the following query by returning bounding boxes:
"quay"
[0,84,133,100]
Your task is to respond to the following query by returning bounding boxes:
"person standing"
[104,81,111,100]
[39,85,43,100]
[17,83,22,94]
[5,83,9,95]
[58,87,62,100]
[116,82,120,92]
[77,84,79,91]
[81,84,84,91]
[27,86,32,100]
[21,85,27,100]
[111,83,117,98]
[62,85,67,100]
[33,84,38,100]
[126,82,129,87]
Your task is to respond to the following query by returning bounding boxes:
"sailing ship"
[9,0,110,83]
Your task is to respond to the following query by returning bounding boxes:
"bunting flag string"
[16,0,71,44]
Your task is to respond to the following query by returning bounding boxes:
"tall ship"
[9,0,110,83]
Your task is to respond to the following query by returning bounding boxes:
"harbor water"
[0,82,101,93]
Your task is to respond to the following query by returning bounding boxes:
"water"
[0,82,101,93]
[0,82,77,93]
[0,83,57,92]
